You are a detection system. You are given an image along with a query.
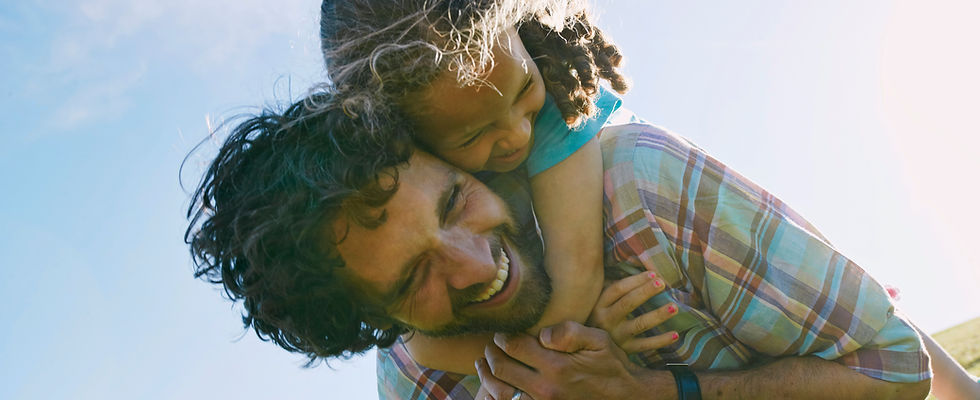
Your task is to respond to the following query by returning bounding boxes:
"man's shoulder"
[597,123,709,188]
[598,122,702,165]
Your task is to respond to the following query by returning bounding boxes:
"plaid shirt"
[376,123,931,399]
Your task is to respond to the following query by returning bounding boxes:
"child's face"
[406,27,546,173]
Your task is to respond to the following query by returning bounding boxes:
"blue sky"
[1,0,978,398]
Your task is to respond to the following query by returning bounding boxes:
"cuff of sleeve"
[830,312,932,383]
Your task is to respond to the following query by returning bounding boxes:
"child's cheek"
[433,148,483,173]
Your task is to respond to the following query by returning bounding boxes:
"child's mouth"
[492,146,527,164]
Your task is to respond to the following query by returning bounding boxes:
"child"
[319,0,679,376]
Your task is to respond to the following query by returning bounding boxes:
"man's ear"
[361,307,398,331]
[335,269,398,330]
[364,315,394,330]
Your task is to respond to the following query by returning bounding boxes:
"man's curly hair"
[185,93,413,362]
[319,0,630,129]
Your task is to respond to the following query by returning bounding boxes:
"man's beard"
[414,221,550,337]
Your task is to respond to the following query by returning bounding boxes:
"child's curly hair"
[319,0,630,128]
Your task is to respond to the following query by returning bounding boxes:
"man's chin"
[416,268,551,337]
[416,310,542,338]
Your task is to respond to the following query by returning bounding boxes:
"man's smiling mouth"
[471,247,511,303]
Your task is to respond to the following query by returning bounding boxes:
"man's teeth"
[472,251,510,303]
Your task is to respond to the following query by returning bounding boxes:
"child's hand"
[586,272,679,354]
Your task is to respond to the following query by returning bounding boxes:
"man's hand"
[475,322,931,400]
[475,321,672,400]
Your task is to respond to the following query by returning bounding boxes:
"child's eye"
[458,130,485,149]
[455,74,532,151]
[517,75,533,98]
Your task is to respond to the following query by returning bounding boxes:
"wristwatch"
[666,363,702,400]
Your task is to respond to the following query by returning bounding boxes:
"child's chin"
[486,160,524,173]
[485,152,530,172]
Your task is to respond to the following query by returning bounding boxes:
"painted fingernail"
[654,280,662,287]
[672,332,679,340]
[649,272,657,279]
[668,304,676,313]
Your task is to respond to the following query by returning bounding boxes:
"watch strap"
[666,363,702,400]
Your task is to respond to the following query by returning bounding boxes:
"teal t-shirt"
[525,87,623,177]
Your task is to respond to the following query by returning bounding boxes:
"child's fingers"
[613,303,678,342]
[621,331,680,354]
[595,271,657,309]
[590,274,665,332]
[606,276,666,324]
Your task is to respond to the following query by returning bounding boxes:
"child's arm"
[401,273,684,399]
[527,136,605,333]
[400,269,685,377]
[915,324,980,400]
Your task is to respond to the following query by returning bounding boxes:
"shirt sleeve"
[525,87,622,177]
[602,123,931,383]
[376,339,481,400]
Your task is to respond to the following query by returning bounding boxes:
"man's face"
[332,151,549,336]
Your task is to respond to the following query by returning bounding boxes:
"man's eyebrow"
[377,168,457,311]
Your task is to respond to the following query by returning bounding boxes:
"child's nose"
[497,115,532,151]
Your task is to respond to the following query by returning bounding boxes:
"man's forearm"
[635,356,931,400]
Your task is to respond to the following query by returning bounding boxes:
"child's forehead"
[424,21,525,87]
[404,73,501,125]
[417,26,524,95]
[403,35,528,121]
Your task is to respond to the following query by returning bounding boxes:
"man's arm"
[664,356,930,400]
[598,124,931,382]
[480,322,931,400]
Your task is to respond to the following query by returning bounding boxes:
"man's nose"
[433,228,497,291]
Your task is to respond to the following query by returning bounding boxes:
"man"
[187,95,931,399]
